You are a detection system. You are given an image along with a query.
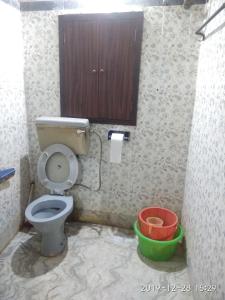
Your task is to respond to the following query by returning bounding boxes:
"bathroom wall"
[22,4,205,227]
[0,1,30,251]
[182,1,225,299]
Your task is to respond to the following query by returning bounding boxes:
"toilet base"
[41,225,67,256]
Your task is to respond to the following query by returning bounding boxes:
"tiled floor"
[0,222,193,300]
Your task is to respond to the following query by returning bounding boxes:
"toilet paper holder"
[108,130,130,141]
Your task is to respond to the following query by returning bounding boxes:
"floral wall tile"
[22,5,205,226]
[182,1,225,299]
[0,1,30,251]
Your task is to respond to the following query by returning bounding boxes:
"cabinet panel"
[98,13,143,124]
[59,16,99,118]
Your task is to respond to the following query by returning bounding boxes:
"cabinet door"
[59,12,143,125]
[59,15,99,118]
[98,12,143,125]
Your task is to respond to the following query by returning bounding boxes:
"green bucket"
[133,221,184,261]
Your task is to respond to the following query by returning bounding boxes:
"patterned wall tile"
[0,1,30,252]
[182,1,225,299]
[22,5,205,226]
[0,4,24,91]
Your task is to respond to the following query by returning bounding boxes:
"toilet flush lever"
[77,129,85,135]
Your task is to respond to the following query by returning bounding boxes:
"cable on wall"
[75,130,102,192]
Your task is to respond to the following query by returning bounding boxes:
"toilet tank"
[36,117,90,155]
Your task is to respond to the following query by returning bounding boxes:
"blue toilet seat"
[37,144,78,195]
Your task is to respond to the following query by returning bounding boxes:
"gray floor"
[0,222,193,300]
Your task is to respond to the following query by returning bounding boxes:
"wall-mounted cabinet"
[59,12,143,125]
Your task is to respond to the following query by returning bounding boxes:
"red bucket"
[138,207,178,241]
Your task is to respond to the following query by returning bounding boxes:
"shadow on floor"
[137,244,187,273]
[11,232,68,278]
[65,221,83,237]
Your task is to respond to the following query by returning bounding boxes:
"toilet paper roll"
[110,133,124,163]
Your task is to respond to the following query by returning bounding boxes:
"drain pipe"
[24,181,35,227]
[27,181,35,207]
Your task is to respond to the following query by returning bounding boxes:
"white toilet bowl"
[25,144,79,256]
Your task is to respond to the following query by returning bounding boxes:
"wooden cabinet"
[59,12,143,125]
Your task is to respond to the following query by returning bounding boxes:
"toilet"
[25,117,89,256]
